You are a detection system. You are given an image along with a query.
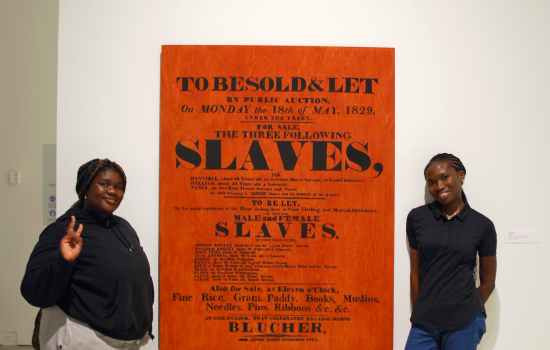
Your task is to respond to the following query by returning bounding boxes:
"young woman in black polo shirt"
[405,153,497,350]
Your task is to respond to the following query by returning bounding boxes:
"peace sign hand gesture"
[60,216,83,262]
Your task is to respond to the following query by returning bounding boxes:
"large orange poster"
[160,46,394,349]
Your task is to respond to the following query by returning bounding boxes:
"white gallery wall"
[0,0,58,345]
[54,0,550,349]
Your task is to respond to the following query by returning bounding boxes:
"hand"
[60,216,83,262]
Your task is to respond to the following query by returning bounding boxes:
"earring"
[461,179,464,184]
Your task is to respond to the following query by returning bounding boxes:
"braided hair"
[71,158,127,209]
[424,153,466,176]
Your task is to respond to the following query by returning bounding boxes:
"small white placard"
[505,229,541,244]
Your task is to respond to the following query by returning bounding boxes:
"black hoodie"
[21,208,154,341]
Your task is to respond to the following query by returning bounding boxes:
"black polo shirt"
[407,199,497,330]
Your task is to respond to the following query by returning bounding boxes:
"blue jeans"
[405,313,486,350]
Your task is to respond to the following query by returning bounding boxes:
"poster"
[160,45,394,349]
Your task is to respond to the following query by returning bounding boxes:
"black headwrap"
[71,158,127,209]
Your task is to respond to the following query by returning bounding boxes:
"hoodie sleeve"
[21,222,76,308]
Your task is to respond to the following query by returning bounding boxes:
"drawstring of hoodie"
[108,221,134,252]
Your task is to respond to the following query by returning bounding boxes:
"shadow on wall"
[479,289,500,350]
